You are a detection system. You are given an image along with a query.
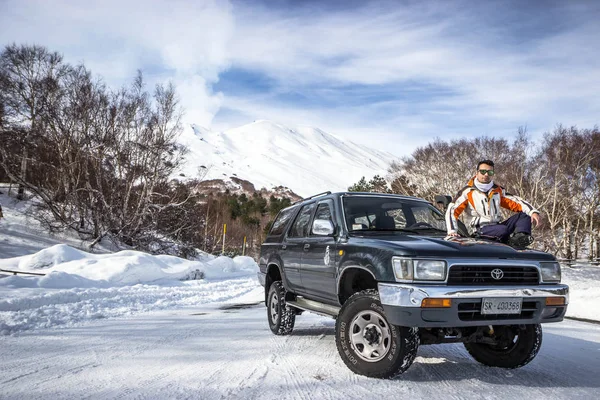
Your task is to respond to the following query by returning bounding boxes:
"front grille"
[447,265,539,285]
[457,300,538,321]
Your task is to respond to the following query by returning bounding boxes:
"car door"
[282,202,316,293]
[300,200,338,303]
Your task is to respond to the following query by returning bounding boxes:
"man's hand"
[531,212,541,228]
[447,231,461,237]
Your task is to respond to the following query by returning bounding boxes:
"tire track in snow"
[267,317,345,400]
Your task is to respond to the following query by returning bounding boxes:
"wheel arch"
[337,264,378,305]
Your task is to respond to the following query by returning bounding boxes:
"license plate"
[481,298,522,315]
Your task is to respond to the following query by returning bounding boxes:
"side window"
[269,207,296,236]
[288,203,316,238]
[311,202,333,234]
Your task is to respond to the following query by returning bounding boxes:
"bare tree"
[385,128,600,258]
[0,44,70,199]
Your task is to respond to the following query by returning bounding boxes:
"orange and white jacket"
[445,178,539,235]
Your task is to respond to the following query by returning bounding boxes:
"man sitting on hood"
[445,159,541,248]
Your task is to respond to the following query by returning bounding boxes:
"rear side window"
[288,203,316,238]
[313,203,333,222]
[269,207,296,236]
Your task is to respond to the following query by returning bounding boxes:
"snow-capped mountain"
[177,120,399,197]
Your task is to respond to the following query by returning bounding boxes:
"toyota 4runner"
[258,192,568,378]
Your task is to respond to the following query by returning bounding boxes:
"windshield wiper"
[409,226,447,233]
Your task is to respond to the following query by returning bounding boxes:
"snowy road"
[1,293,599,400]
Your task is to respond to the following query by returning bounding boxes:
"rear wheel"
[267,281,295,335]
[335,290,419,378]
[465,324,542,368]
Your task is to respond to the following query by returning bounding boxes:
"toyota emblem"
[491,268,504,280]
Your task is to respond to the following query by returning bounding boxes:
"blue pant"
[480,212,531,243]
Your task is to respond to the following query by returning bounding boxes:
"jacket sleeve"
[500,190,539,216]
[446,189,470,234]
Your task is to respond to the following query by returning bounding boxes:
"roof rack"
[293,191,332,205]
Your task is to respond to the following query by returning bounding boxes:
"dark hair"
[477,159,494,170]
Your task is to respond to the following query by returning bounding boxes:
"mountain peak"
[177,121,398,196]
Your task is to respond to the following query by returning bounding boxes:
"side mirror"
[312,219,335,236]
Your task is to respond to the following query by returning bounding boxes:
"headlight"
[540,261,561,282]
[392,257,447,282]
[415,260,447,280]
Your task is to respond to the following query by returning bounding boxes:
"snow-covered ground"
[0,190,117,259]
[561,264,600,321]
[1,299,599,399]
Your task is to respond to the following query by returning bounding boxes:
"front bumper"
[378,282,569,327]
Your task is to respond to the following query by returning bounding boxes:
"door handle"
[281,244,287,250]
[304,244,310,251]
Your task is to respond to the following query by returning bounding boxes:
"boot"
[508,232,534,249]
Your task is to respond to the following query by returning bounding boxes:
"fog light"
[546,297,566,306]
[421,298,452,308]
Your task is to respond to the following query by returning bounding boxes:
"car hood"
[349,234,555,261]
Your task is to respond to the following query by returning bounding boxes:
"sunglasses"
[478,169,495,176]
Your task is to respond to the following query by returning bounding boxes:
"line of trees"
[350,127,600,260]
[9,44,596,260]
[0,44,291,258]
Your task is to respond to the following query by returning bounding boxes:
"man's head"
[476,159,495,184]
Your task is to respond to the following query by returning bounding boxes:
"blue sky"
[1,0,599,156]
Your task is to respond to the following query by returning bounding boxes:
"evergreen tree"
[348,176,371,192]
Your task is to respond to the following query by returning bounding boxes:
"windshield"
[342,196,447,233]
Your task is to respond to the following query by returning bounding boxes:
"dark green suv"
[258,192,568,378]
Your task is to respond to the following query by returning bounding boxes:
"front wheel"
[335,290,419,378]
[267,281,295,335]
[465,324,542,368]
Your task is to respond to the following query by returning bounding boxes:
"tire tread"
[268,281,295,335]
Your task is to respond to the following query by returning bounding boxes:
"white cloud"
[1,0,598,155]
[0,0,234,126]
[227,1,600,121]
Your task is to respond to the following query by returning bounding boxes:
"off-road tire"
[465,324,542,368]
[335,289,419,378]
[267,281,295,335]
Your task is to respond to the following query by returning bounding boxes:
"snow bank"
[0,244,258,288]
[562,264,600,321]
[200,255,259,280]
[0,243,262,335]
[0,278,261,335]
